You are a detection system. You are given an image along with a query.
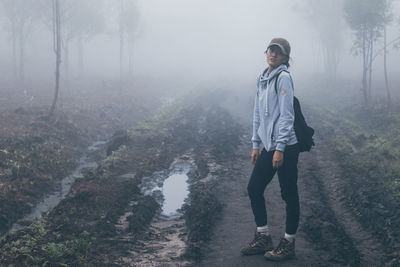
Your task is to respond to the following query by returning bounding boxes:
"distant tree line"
[1,0,399,113]
[302,0,400,110]
[0,0,140,117]
[343,0,395,109]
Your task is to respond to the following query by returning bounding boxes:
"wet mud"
[0,110,90,236]
[1,92,399,266]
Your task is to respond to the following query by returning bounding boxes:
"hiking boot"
[240,232,274,255]
[264,237,295,261]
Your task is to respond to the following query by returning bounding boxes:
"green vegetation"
[0,223,95,266]
[0,90,244,264]
[313,102,400,196]
[183,180,223,260]
[306,95,400,257]
[0,112,89,235]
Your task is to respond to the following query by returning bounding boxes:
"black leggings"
[247,144,300,235]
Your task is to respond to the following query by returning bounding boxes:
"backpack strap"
[274,70,293,94]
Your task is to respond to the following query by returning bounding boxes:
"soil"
[94,104,397,266]
[199,137,322,267]
[197,133,396,267]
[1,87,399,266]
[0,109,89,235]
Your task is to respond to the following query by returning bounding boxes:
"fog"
[134,0,400,91]
[136,1,329,79]
[2,2,400,265]
[1,0,400,102]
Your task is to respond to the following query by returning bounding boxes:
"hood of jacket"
[259,64,289,85]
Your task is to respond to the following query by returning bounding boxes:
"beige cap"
[266,38,291,56]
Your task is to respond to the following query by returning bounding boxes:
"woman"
[240,38,299,261]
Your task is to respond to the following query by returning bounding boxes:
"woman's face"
[266,46,288,69]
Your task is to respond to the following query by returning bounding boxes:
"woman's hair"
[283,56,292,68]
[283,58,290,68]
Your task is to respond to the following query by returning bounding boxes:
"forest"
[0,0,400,266]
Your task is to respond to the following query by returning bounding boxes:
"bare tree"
[60,0,105,79]
[382,0,395,109]
[124,0,140,78]
[117,0,140,82]
[39,0,105,81]
[49,0,61,118]
[0,0,38,88]
[119,0,125,82]
[344,0,388,106]
[300,0,345,83]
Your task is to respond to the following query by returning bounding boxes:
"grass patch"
[0,223,95,266]
[307,97,400,263]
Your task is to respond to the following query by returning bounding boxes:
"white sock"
[257,225,270,236]
[284,233,296,242]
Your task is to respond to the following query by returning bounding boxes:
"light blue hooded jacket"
[252,64,298,152]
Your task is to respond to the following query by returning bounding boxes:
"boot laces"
[274,238,289,254]
[249,233,265,247]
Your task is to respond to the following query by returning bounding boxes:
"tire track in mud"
[300,143,388,266]
[90,103,242,266]
[108,154,196,266]
[112,103,390,267]
[113,219,190,266]
[7,99,389,266]
[0,97,244,265]
[200,132,389,266]
[200,135,325,267]
[299,151,361,266]
[102,150,229,266]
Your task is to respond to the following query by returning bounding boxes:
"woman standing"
[240,38,300,261]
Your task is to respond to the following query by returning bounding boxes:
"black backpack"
[274,71,315,152]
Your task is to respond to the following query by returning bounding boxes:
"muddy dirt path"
[199,136,323,267]
[302,142,388,266]
[3,96,393,266]
[199,133,389,267]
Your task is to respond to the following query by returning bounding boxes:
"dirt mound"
[0,109,89,235]
[0,96,243,265]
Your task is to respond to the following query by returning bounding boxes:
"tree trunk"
[64,39,70,81]
[330,48,337,82]
[324,43,338,84]
[128,38,134,78]
[11,19,17,82]
[368,31,373,101]
[19,28,25,85]
[362,30,368,106]
[78,33,84,77]
[49,0,61,118]
[119,0,125,84]
[383,27,391,110]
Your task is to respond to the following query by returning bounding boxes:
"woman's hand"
[272,150,284,169]
[251,149,259,165]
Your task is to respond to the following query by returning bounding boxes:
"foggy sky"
[133,0,399,91]
[1,0,400,96]
[134,0,319,84]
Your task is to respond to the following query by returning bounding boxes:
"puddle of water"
[9,140,106,233]
[162,169,190,218]
[141,159,192,220]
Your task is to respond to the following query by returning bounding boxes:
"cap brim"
[266,43,288,55]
